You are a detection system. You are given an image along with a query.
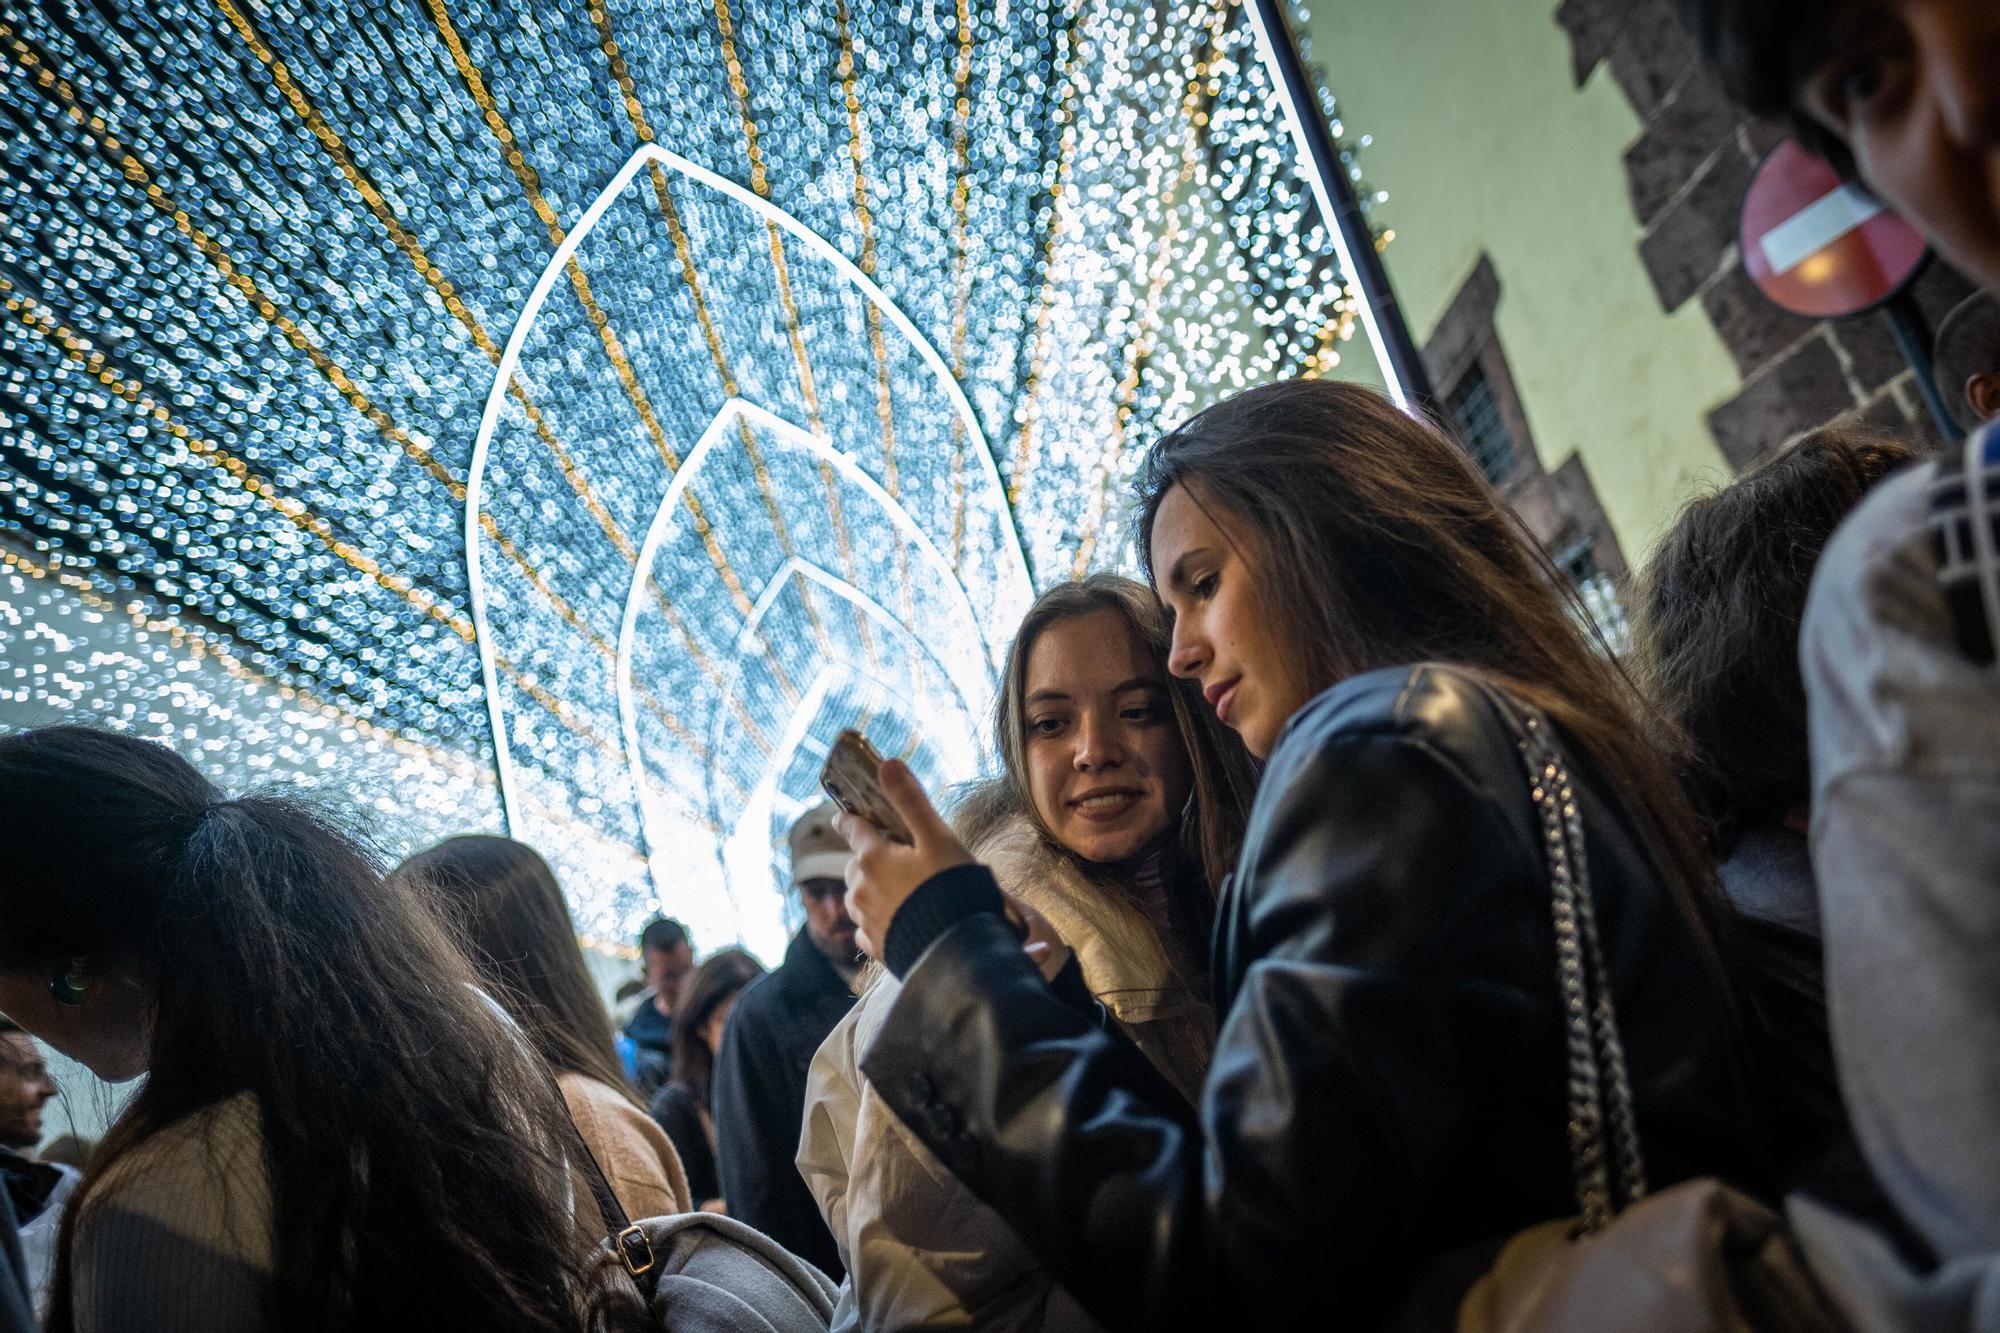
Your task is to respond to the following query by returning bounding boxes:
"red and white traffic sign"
[1739,138,1929,319]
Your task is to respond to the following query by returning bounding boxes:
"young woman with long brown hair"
[798,573,1254,1331]
[0,727,647,1333]
[836,380,1769,1327]
[648,947,764,1211]
[393,835,691,1224]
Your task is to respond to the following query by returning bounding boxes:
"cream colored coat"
[797,815,1213,1331]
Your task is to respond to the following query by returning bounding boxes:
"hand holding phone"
[819,730,913,845]
[821,745,972,959]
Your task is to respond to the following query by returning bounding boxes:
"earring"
[48,961,86,1007]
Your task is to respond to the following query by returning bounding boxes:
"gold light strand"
[1071,0,1234,576]
[13,542,730,836]
[1009,2,1089,509]
[593,0,839,695]
[12,22,753,760]
[2,276,720,774]
[214,0,738,684]
[587,0,827,698]
[829,0,919,632]
[0,544,492,785]
[201,2,638,564]
[705,0,881,668]
[4,283,472,641]
[422,0,757,620]
[10,28,641,678]
[832,0,901,496]
[944,0,979,570]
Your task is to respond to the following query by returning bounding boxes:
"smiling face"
[1150,483,1312,761]
[1020,608,1192,865]
[1795,0,2000,292]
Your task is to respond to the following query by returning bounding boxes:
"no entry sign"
[1739,139,1928,318]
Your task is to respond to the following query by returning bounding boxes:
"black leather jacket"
[861,665,1766,1328]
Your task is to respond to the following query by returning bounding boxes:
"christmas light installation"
[0,0,1378,956]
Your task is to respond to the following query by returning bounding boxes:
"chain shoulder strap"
[1509,705,1649,1234]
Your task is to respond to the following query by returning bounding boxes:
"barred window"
[1447,364,1516,487]
[1559,540,1631,656]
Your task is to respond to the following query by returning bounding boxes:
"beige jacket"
[557,1070,692,1224]
[71,1092,274,1332]
[798,815,1213,1331]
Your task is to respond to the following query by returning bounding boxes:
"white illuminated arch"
[698,554,986,838]
[616,397,992,906]
[464,141,1029,832]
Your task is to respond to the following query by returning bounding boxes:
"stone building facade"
[1555,0,1973,471]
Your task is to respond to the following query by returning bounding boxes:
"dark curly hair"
[1635,427,1916,849]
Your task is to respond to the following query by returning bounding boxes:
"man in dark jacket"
[621,916,692,1096]
[713,804,860,1279]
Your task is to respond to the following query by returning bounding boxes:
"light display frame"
[1,0,1386,953]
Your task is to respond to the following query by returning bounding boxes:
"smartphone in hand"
[819,730,914,845]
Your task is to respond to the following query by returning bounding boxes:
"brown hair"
[667,948,765,1109]
[0,728,643,1333]
[394,835,634,1103]
[1134,379,1738,1002]
[993,573,1257,891]
[1934,290,2000,433]
[1635,428,1914,848]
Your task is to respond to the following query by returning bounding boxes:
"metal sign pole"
[1245,0,1434,412]
[1883,290,1964,444]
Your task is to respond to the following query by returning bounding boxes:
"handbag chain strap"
[1514,708,1649,1234]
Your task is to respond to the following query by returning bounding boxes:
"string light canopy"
[0,0,1378,958]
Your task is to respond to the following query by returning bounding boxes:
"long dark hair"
[1635,427,1914,849]
[0,727,637,1332]
[1134,380,1740,1010]
[394,835,634,1101]
[993,573,1257,891]
[667,949,764,1110]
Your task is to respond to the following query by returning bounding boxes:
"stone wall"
[1555,0,1973,469]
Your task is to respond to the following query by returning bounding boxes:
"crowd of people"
[0,1,1996,1328]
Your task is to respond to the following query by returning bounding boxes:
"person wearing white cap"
[711,803,860,1281]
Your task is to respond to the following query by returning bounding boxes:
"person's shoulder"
[1805,458,1941,641]
[558,1069,632,1121]
[79,1092,271,1268]
[1269,664,1518,789]
[724,964,789,1033]
[561,1072,663,1143]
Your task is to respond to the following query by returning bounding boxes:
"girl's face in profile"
[1150,484,1311,761]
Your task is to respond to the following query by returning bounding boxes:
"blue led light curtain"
[0,0,1364,955]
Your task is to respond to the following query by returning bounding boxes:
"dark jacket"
[714,928,856,1280]
[861,665,1766,1329]
[623,994,674,1097]
[0,1186,31,1333]
[650,1080,719,1206]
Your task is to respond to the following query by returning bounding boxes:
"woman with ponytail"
[0,726,643,1332]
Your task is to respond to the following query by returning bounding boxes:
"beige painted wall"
[1302,0,1740,558]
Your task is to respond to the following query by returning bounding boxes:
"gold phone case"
[819,729,913,844]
